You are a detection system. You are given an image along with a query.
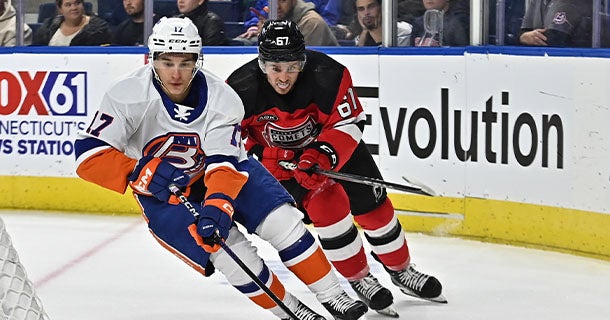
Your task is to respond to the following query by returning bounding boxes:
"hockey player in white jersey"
[74,17,367,320]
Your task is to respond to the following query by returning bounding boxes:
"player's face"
[263,61,302,95]
[356,0,381,30]
[123,0,144,16]
[177,0,204,14]
[153,53,197,101]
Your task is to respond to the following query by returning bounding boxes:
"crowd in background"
[0,0,607,48]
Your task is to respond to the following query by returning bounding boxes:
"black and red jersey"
[227,50,366,170]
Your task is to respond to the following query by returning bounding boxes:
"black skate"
[349,273,398,317]
[387,264,447,303]
[321,291,368,320]
[282,299,326,320]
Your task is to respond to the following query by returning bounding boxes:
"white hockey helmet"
[148,17,202,61]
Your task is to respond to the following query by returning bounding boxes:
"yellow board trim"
[0,176,139,214]
[1,176,608,260]
[389,194,610,261]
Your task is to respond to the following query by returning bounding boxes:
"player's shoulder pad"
[202,69,245,121]
[226,58,260,93]
[303,49,346,89]
[105,64,156,104]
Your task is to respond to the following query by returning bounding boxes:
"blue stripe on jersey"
[74,137,111,159]
[233,263,271,294]
[278,232,316,263]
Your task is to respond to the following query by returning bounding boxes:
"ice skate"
[349,273,398,317]
[387,264,447,303]
[321,291,368,320]
[282,299,326,320]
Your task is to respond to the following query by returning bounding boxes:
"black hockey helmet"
[258,20,306,62]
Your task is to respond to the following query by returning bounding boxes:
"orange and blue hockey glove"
[128,156,189,202]
[188,193,234,253]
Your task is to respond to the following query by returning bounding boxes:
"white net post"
[0,216,49,320]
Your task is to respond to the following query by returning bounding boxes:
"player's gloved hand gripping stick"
[128,156,190,201]
[168,184,302,320]
[279,161,437,196]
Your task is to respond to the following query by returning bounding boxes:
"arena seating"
[207,0,242,23]
[487,0,526,45]
[98,0,128,27]
[224,21,245,39]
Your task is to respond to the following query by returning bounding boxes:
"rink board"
[0,46,609,260]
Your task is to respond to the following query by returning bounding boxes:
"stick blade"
[401,177,438,197]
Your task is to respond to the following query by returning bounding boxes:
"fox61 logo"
[0,71,87,116]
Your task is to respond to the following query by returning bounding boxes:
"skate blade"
[400,289,448,304]
[374,306,399,318]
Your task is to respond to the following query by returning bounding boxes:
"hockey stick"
[168,185,300,320]
[279,161,436,196]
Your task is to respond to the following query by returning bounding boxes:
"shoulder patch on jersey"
[257,114,279,122]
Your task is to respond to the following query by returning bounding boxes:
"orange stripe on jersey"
[203,198,234,217]
[249,273,286,309]
[287,247,332,285]
[76,148,137,194]
[150,229,209,276]
[204,165,248,199]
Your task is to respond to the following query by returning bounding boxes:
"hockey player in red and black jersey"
[227,20,447,317]
[75,17,367,320]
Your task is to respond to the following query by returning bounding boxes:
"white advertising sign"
[1,50,609,215]
[378,53,610,214]
[0,54,145,176]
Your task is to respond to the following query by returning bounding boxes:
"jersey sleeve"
[74,89,138,194]
[74,140,137,193]
[315,67,366,170]
[201,83,249,200]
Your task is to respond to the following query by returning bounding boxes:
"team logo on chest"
[143,133,205,174]
[174,103,194,121]
[263,116,321,149]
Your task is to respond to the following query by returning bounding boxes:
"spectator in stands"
[235,0,340,46]
[176,0,228,45]
[32,0,111,46]
[234,2,267,45]
[410,0,469,46]
[0,0,32,46]
[279,0,339,45]
[353,0,411,46]
[306,0,341,26]
[112,0,160,46]
[329,0,358,40]
[519,0,592,47]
